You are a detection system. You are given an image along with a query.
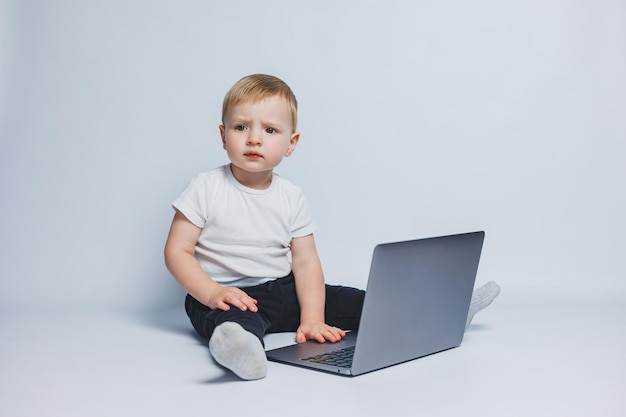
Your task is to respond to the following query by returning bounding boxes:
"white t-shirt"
[172,164,316,287]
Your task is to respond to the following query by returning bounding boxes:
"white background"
[1,2,625,417]
[1,1,624,313]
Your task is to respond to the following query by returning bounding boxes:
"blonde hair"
[222,74,298,131]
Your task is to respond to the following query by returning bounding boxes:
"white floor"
[1,288,625,417]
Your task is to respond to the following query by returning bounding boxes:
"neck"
[229,164,272,190]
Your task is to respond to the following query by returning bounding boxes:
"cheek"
[279,141,291,154]
[223,136,239,150]
[224,142,239,155]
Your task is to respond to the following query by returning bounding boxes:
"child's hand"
[296,319,345,344]
[207,286,258,312]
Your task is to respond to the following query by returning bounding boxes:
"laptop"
[265,231,485,376]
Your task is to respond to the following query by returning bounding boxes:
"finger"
[331,327,346,341]
[224,294,249,311]
[323,330,338,343]
[324,327,344,343]
[322,332,337,343]
[216,301,231,311]
[296,330,306,343]
[230,290,257,312]
[245,297,259,312]
[237,295,258,312]
[235,295,259,312]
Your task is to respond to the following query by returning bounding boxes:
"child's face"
[220,95,299,181]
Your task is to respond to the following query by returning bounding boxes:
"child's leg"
[324,281,500,332]
[466,281,500,329]
[184,277,297,380]
[324,285,365,330]
[184,293,271,380]
[184,293,269,341]
[263,275,365,334]
[209,321,267,380]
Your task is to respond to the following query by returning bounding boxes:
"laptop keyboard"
[301,346,355,368]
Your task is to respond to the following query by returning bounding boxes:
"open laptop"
[265,231,485,376]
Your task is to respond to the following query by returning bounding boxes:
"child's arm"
[164,210,258,312]
[291,234,346,344]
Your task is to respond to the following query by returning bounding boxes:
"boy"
[164,74,499,380]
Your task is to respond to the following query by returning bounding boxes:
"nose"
[246,128,262,146]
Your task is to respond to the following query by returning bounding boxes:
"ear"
[219,125,226,149]
[284,131,300,157]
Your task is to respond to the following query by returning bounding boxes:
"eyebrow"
[228,117,287,129]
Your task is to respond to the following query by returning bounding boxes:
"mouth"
[244,151,263,159]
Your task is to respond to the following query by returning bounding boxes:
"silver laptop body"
[265,231,485,376]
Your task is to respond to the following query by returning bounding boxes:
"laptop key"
[301,346,355,367]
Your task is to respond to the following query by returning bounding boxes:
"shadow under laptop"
[465,323,493,333]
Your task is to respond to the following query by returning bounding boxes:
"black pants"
[185,273,365,344]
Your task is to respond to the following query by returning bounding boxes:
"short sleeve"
[172,175,208,228]
[290,190,316,238]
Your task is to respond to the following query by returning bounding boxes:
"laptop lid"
[350,231,484,375]
[266,231,485,376]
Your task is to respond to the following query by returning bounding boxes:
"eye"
[265,127,277,134]
[235,124,248,131]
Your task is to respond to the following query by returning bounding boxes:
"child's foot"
[209,322,267,380]
[466,281,501,329]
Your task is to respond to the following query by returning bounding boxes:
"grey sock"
[466,281,500,329]
[209,322,267,380]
